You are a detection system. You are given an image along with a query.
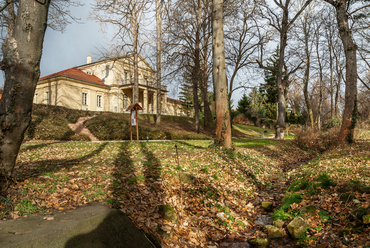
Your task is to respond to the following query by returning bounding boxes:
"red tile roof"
[167,97,181,103]
[39,67,107,86]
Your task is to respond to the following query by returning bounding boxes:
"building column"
[143,89,148,113]
[163,93,167,114]
[153,91,157,114]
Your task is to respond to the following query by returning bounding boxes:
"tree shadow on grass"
[14,142,109,180]
[175,140,209,150]
[213,147,265,189]
[19,141,62,152]
[139,143,161,180]
[109,142,164,247]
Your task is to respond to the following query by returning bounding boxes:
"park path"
[68,116,99,141]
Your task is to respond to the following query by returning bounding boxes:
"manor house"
[34,55,192,117]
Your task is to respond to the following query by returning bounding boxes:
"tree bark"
[202,13,213,128]
[316,43,324,130]
[156,0,163,124]
[275,3,289,140]
[202,42,213,127]
[212,0,232,147]
[328,34,334,119]
[333,0,357,142]
[303,23,314,129]
[192,0,202,133]
[133,8,139,104]
[0,0,51,178]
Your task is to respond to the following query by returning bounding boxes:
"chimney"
[87,55,92,64]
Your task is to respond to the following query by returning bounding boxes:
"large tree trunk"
[192,0,202,133]
[202,51,213,127]
[317,49,324,130]
[212,0,232,147]
[275,6,289,140]
[202,20,213,127]
[303,35,314,129]
[133,8,139,104]
[156,0,162,124]
[329,36,334,119]
[0,0,51,178]
[334,59,341,118]
[334,0,357,143]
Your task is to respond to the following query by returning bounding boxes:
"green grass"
[15,200,41,216]
[233,139,277,147]
[233,123,274,136]
[273,193,303,221]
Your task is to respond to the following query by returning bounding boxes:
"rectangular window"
[97,95,102,107]
[82,92,88,105]
[34,93,38,104]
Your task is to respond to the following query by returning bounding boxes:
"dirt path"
[68,116,98,141]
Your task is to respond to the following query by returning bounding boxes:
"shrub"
[293,128,339,152]
[322,118,342,131]
[27,116,76,140]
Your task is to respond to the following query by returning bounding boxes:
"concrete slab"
[0,204,154,248]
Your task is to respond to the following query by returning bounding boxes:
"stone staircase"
[68,116,98,141]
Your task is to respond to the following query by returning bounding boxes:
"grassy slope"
[275,141,370,247]
[27,104,94,141]
[84,112,214,140]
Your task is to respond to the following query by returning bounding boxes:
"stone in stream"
[254,215,272,226]
[273,219,285,228]
[248,238,270,248]
[263,225,284,238]
[158,205,178,224]
[261,201,273,212]
[287,217,310,239]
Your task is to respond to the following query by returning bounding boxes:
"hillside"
[26,104,247,141]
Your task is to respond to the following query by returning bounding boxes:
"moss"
[158,205,177,224]
[316,173,336,189]
[288,178,310,192]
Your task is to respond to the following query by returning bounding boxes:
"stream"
[216,158,313,248]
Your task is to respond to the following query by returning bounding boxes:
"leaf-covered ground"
[2,138,369,247]
[1,139,313,247]
[279,141,370,247]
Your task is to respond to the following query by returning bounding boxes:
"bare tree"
[163,0,211,133]
[213,0,231,147]
[294,0,316,129]
[92,0,151,103]
[322,0,370,142]
[155,0,165,124]
[258,0,312,139]
[0,0,51,182]
[225,2,266,127]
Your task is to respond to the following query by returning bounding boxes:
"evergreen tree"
[260,47,279,105]
[236,93,251,116]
